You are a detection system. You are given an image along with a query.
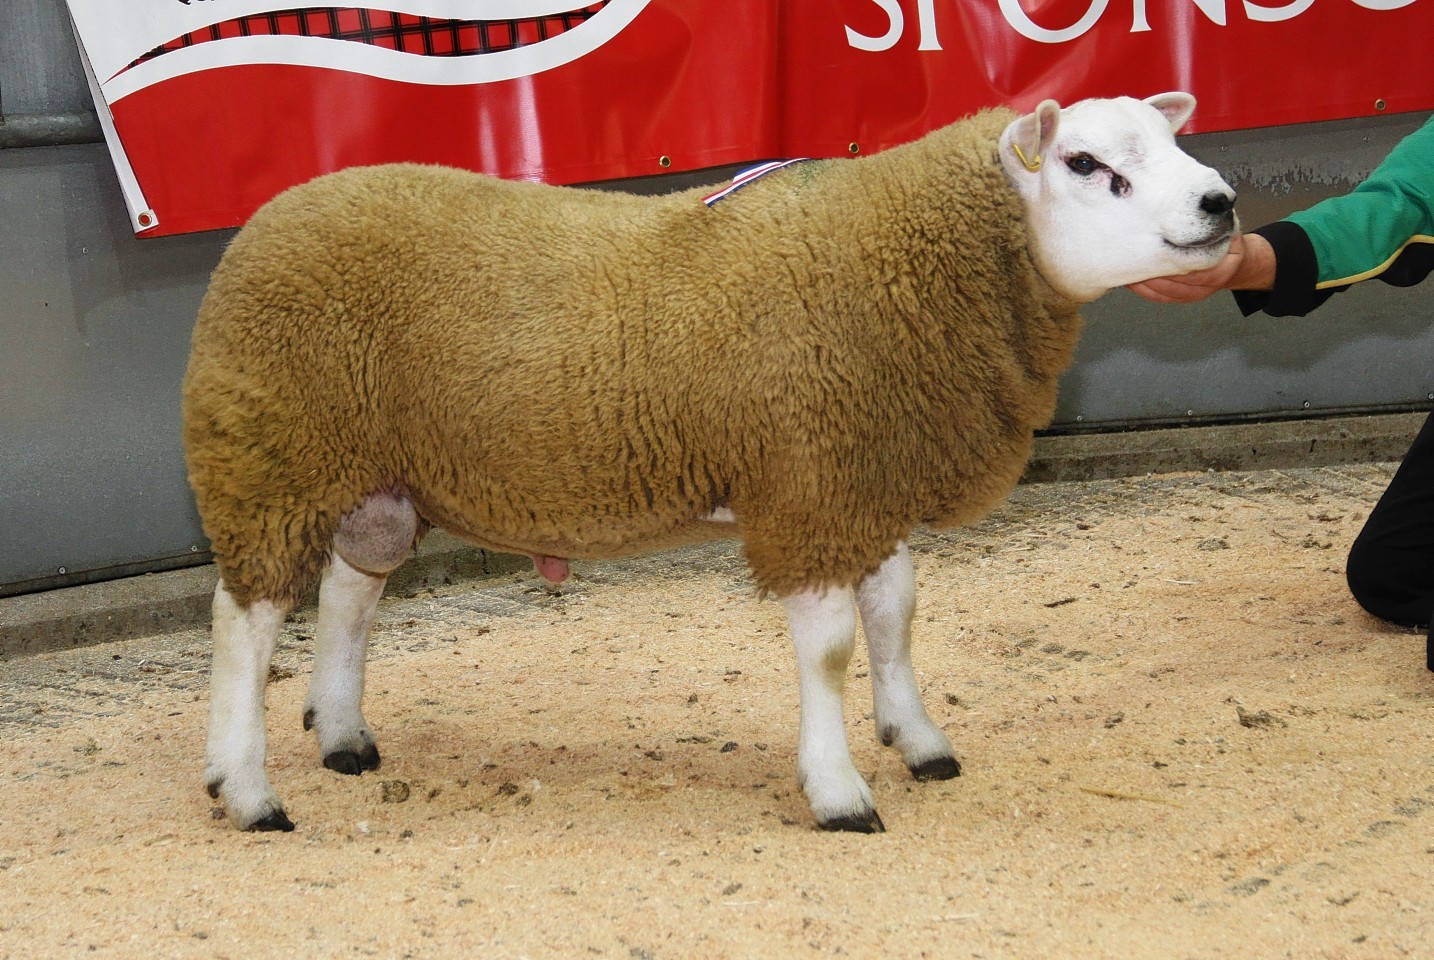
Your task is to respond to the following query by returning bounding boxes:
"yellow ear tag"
[1012,142,1042,172]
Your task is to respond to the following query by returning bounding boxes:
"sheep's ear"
[1144,92,1197,133]
[1005,99,1061,174]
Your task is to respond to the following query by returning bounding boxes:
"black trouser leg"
[1345,412,1434,671]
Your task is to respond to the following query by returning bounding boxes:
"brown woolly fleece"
[182,107,1082,609]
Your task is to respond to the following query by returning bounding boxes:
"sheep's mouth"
[1164,229,1234,252]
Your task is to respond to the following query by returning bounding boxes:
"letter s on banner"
[845,0,943,51]
[846,0,903,51]
[999,0,1110,43]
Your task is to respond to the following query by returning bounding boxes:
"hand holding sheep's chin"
[1126,232,1276,304]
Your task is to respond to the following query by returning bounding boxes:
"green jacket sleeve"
[1235,115,1434,317]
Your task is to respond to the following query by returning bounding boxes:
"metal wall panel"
[0,144,228,594]
[1,0,92,116]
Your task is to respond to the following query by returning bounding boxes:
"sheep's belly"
[417,501,739,563]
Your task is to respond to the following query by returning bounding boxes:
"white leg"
[204,582,294,831]
[304,553,385,775]
[856,542,960,780]
[783,587,884,833]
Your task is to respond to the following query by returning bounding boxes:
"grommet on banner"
[848,142,860,155]
[137,211,156,228]
[1375,99,1387,112]
[659,155,672,168]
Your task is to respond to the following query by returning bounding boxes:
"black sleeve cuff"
[1232,220,1336,318]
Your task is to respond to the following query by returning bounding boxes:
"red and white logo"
[71,0,653,102]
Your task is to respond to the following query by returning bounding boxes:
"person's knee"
[1345,535,1388,621]
[1346,533,1432,627]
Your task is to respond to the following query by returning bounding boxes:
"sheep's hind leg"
[783,587,884,833]
[856,542,960,781]
[205,583,295,831]
[305,491,419,775]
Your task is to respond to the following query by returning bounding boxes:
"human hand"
[1126,232,1275,304]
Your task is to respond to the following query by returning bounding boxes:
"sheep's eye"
[1066,153,1100,176]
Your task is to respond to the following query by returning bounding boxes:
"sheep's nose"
[1200,191,1236,216]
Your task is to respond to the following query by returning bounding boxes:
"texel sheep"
[184,93,1236,833]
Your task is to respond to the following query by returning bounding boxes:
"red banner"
[65,0,1434,237]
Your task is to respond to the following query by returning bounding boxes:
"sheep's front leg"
[783,587,884,833]
[857,542,960,781]
[303,553,385,775]
[205,582,294,831]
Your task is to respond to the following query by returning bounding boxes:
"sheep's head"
[999,93,1237,303]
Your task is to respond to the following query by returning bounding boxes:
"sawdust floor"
[2,465,1432,960]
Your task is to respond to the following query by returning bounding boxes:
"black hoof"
[248,808,296,832]
[323,744,381,776]
[819,810,886,834]
[909,756,962,782]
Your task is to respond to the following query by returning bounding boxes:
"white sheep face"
[999,93,1237,303]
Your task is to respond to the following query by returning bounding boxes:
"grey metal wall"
[1,145,227,595]
[2,0,92,140]
[2,0,1431,595]
[1,0,225,596]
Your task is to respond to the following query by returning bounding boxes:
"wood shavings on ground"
[2,465,1431,958]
